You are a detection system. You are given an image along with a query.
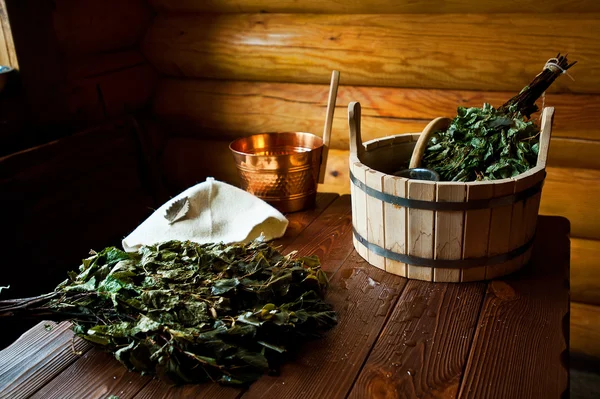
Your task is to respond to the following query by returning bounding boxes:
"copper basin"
[229,132,324,213]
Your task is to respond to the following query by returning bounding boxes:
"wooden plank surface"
[351,161,369,261]
[241,251,408,399]
[459,216,570,399]
[407,180,435,281]
[29,349,153,399]
[347,281,486,398]
[149,0,600,13]
[153,79,600,144]
[134,379,241,399]
[434,183,465,282]
[366,169,386,269]
[273,192,338,249]
[143,13,598,93]
[53,0,151,56]
[383,175,407,277]
[280,195,354,270]
[461,183,493,282]
[483,179,515,279]
[0,321,92,399]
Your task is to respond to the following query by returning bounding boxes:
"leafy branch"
[0,241,337,386]
[422,54,575,182]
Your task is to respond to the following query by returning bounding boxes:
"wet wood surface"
[0,195,569,398]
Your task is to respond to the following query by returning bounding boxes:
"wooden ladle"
[408,117,452,168]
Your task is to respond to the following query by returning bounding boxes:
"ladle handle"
[536,107,554,168]
[319,70,340,184]
[409,117,452,168]
[348,101,364,161]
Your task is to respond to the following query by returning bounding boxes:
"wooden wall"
[0,0,158,154]
[151,1,600,359]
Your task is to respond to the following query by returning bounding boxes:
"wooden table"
[0,193,570,399]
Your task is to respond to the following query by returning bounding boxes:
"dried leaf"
[164,197,190,225]
[6,241,337,387]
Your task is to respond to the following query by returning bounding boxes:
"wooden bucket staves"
[348,102,554,282]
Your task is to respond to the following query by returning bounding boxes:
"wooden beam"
[143,13,598,93]
[148,0,600,14]
[153,79,600,143]
[571,302,600,359]
[571,239,600,306]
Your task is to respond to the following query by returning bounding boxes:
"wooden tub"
[348,102,554,282]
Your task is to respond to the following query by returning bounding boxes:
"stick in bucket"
[318,70,340,184]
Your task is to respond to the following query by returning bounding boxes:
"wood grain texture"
[407,180,435,281]
[347,281,486,399]
[29,348,153,399]
[482,179,515,280]
[434,183,465,282]
[53,0,151,56]
[149,0,600,13]
[459,216,570,399]
[571,302,600,359]
[273,192,339,249]
[501,168,546,277]
[241,251,408,399]
[351,161,369,261]
[461,183,493,282]
[281,194,355,273]
[134,379,241,399]
[0,321,92,399]
[571,238,600,305]
[366,169,386,269]
[383,175,407,277]
[153,79,600,146]
[143,13,598,93]
[540,167,600,240]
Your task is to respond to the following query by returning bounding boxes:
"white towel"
[122,177,289,252]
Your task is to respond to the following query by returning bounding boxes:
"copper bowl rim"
[229,132,324,158]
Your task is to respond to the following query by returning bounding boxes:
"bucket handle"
[348,101,364,161]
[318,70,341,184]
